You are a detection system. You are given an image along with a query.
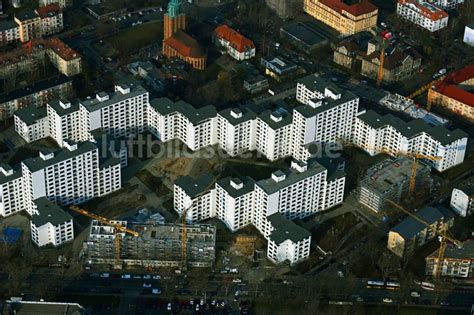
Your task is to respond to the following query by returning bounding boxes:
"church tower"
[163,0,186,40]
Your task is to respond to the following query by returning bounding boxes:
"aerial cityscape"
[0,0,472,314]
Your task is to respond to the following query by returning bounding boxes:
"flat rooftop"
[361,157,427,194]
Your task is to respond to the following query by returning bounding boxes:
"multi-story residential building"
[0,38,81,80]
[21,140,120,215]
[80,83,149,140]
[14,106,49,143]
[425,239,474,278]
[15,83,149,146]
[387,206,454,257]
[45,38,82,76]
[14,10,41,42]
[428,65,474,121]
[37,4,64,36]
[396,0,449,32]
[353,110,468,172]
[0,21,20,45]
[0,164,24,217]
[303,0,378,35]
[361,41,422,83]
[333,39,361,69]
[148,98,217,151]
[0,75,73,120]
[256,109,293,161]
[253,159,345,237]
[39,0,72,9]
[358,157,432,213]
[213,24,256,61]
[293,74,359,161]
[217,108,257,157]
[215,177,255,232]
[47,100,82,146]
[431,0,464,10]
[173,158,343,264]
[267,213,311,265]
[174,174,216,223]
[450,184,474,217]
[30,197,74,247]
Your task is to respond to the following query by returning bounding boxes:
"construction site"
[81,220,216,268]
[358,156,433,213]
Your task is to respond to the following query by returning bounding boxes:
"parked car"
[121,274,131,279]
[383,297,393,303]
[167,302,172,311]
[100,273,110,278]
[152,288,162,295]
[143,283,152,288]
[410,291,421,298]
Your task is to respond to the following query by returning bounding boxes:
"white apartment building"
[30,197,74,247]
[174,174,216,223]
[0,164,24,217]
[431,0,464,10]
[15,83,149,147]
[148,98,218,151]
[47,100,83,146]
[215,177,255,231]
[21,140,120,216]
[97,158,121,197]
[173,158,344,264]
[253,159,345,238]
[14,106,49,143]
[217,108,257,157]
[353,110,468,172]
[293,74,360,161]
[267,213,311,265]
[80,84,149,140]
[256,110,292,161]
[397,0,449,32]
[450,185,474,217]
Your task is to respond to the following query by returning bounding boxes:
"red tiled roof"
[320,0,378,16]
[0,37,79,65]
[214,24,255,53]
[163,30,205,58]
[398,0,448,21]
[36,3,62,19]
[433,65,474,107]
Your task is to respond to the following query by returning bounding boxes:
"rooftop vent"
[96,92,109,102]
[291,160,308,173]
[270,112,282,122]
[230,109,242,119]
[271,170,286,182]
[39,151,54,161]
[59,100,71,109]
[230,178,244,190]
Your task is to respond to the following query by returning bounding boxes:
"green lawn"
[107,22,163,57]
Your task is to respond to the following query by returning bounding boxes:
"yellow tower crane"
[70,205,139,269]
[387,200,462,277]
[404,153,442,195]
[376,31,393,89]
